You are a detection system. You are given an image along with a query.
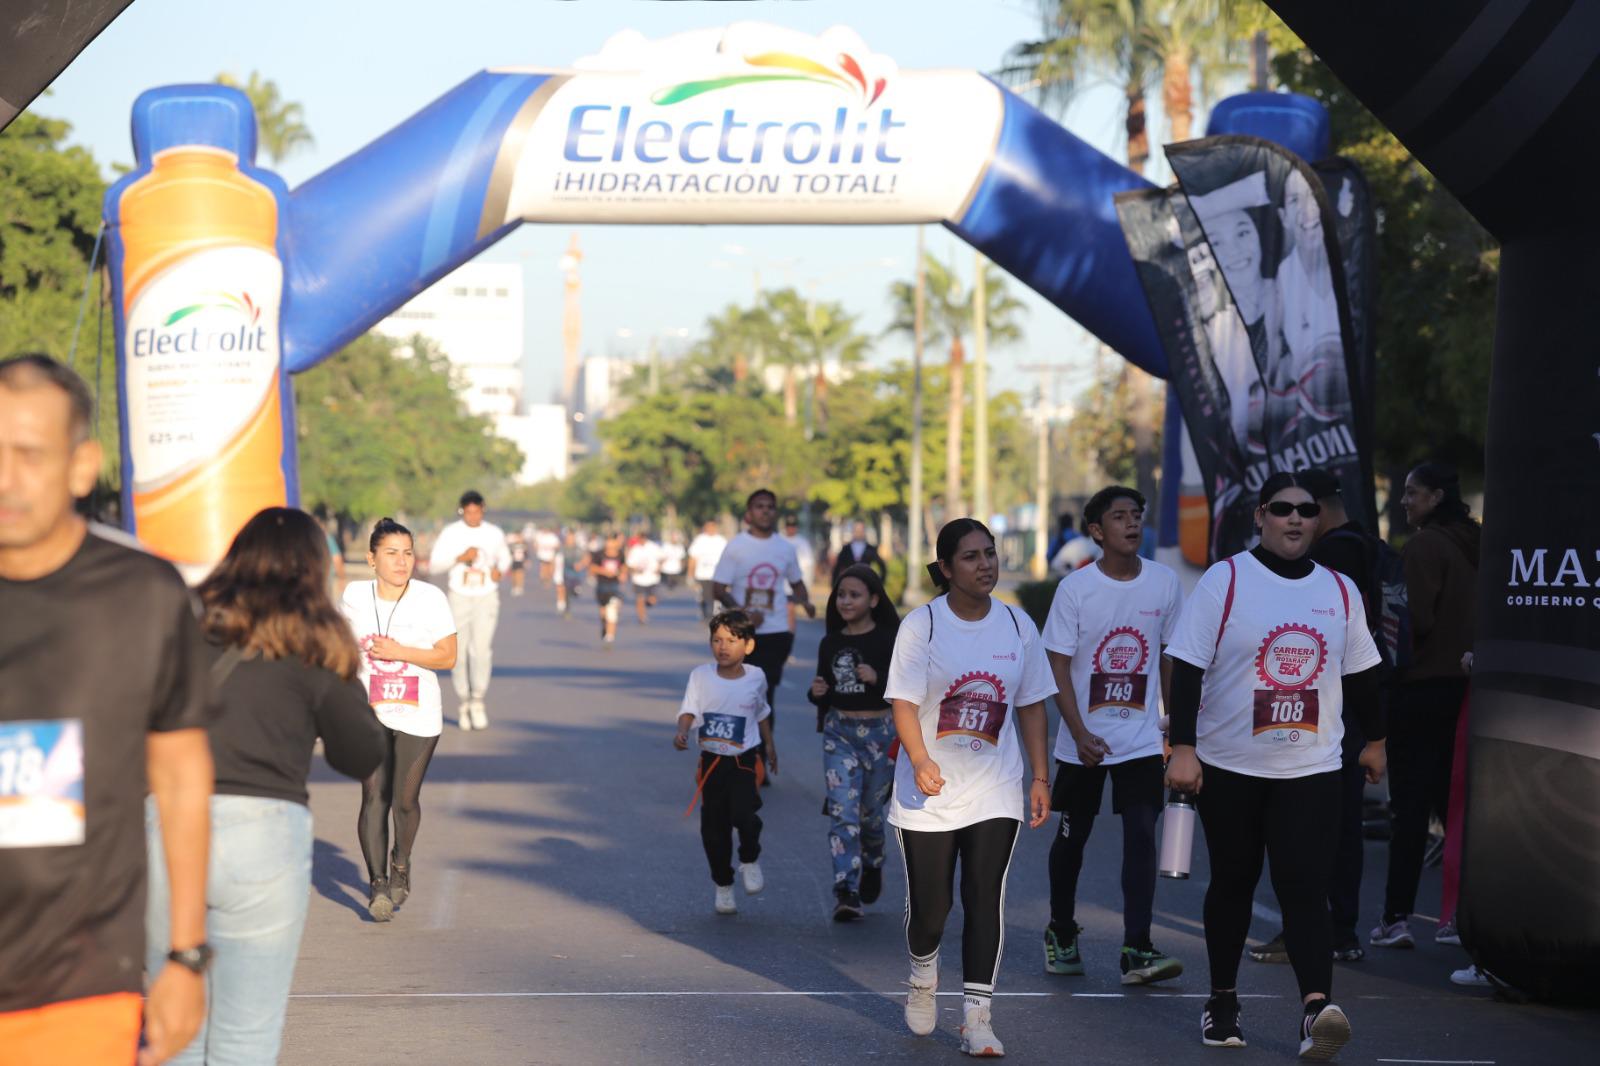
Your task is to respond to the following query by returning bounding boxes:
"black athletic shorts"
[1050,754,1164,816]
[596,579,621,605]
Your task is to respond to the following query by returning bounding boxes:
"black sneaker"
[1201,994,1246,1048]
[859,865,883,905]
[389,853,410,908]
[367,878,394,923]
[1331,931,1365,962]
[1298,1002,1351,1060]
[832,890,864,922]
[1248,932,1289,964]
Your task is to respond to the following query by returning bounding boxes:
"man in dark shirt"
[0,355,213,1065]
[1250,466,1377,965]
[831,520,887,584]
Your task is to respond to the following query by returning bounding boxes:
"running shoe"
[1450,964,1492,988]
[714,885,737,915]
[1043,923,1084,976]
[1331,932,1366,962]
[1436,918,1462,945]
[740,862,765,894]
[1120,945,1183,985]
[367,879,394,923]
[1248,932,1290,964]
[459,707,475,731]
[859,865,883,905]
[959,1003,1005,1057]
[1297,1002,1351,1061]
[1201,994,1246,1048]
[904,979,938,1037]
[832,890,864,922]
[388,854,410,908]
[1369,916,1414,948]
[470,700,488,731]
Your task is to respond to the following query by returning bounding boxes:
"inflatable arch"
[104,23,1327,576]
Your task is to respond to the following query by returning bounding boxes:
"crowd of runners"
[1,355,1486,1064]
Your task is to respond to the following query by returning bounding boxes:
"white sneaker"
[904,980,937,1037]
[470,700,488,730]
[960,1003,1004,1057]
[1450,964,1492,988]
[714,885,737,914]
[740,862,764,894]
[459,704,475,731]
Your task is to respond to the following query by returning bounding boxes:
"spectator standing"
[831,519,888,584]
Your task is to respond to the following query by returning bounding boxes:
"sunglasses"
[1264,501,1322,519]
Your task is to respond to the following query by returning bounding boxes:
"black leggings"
[1384,678,1465,918]
[1197,763,1340,1000]
[358,728,440,881]
[897,818,1020,994]
[746,631,795,716]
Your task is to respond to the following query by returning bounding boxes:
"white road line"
[1376,1060,1495,1064]
[289,991,1054,1000]
[1251,901,1282,925]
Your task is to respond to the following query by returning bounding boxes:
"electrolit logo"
[563,104,906,167]
[132,291,270,357]
[651,50,889,107]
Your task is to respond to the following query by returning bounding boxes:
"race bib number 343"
[0,719,86,848]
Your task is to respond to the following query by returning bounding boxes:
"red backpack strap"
[1213,558,1237,655]
[1330,567,1351,621]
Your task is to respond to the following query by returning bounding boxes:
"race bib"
[936,672,1009,754]
[699,712,748,754]
[743,586,775,610]
[464,569,486,588]
[0,719,86,848]
[369,671,420,707]
[1252,689,1322,739]
[1087,627,1150,713]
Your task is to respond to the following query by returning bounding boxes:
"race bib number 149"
[0,719,86,848]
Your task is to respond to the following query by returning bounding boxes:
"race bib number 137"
[0,719,86,848]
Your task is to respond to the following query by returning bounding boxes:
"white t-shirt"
[886,596,1057,832]
[679,663,771,757]
[688,532,727,581]
[341,580,457,737]
[535,529,560,562]
[712,532,803,636]
[782,532,816,582]
[1165,552,1382,779]
[661,541,687,575]
[1043,560,1183,766]
[627,540,664,587]
[428,519,512,597]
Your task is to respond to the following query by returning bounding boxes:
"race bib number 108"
[0,719,86,848]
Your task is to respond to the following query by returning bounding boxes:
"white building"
[495,405,570,485]
[374,262,525,419]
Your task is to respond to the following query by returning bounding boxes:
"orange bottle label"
[118,148,286,574]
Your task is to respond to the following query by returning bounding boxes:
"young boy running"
[1041,486,1185,985]
[675,610,778,915]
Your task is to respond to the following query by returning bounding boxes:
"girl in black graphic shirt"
[808,564,900,921]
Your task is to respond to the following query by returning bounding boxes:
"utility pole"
[907,226,927,601]
[1019,362,1082,578]
[972,250,990,525]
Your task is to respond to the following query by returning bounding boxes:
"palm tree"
[888,255,1025,517]
[767,291,870,436]
[215,71,313,165]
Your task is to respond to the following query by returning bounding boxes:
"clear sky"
[36,0,1205,404]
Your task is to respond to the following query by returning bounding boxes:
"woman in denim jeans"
[147,508,386,1064]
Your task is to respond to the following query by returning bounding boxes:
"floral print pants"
[822,711,895,893]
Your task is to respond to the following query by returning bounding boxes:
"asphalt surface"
[283,579,1598,1065]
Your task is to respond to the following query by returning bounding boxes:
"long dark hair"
[197,507,361,680]
[1409,461,1474,526]
[926,518,995,593]
[825,564,901,634]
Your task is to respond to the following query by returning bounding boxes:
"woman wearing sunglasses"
[1164,472,1387,1061]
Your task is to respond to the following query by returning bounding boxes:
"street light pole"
[907,226,927,601]
[972,250,990,525]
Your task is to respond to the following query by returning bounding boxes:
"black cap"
[1298,468,1342,502]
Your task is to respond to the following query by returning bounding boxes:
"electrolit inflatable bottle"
[115,93,287,580]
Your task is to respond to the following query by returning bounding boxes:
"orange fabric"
[0,992,142,1066]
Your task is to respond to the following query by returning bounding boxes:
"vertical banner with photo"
[1166,135,1371,535]
[1114,187,1256,561]
[1315,157,1378,509]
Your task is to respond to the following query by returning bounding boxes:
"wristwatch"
[167,944,215,975]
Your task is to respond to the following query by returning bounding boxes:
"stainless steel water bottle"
[1159,789,1197,879]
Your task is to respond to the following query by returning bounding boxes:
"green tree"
[0,111,118,489]
[294,333,522,525]
[765,288,871,436]
[1066,358,1164,485]
[887,254,1025,516]
[215,71,314,165]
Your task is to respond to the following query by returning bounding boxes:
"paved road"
[283,581,1598,1065]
